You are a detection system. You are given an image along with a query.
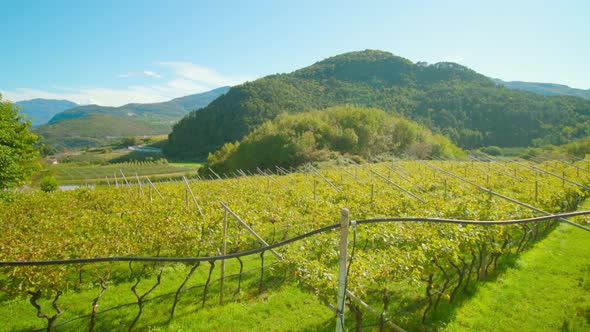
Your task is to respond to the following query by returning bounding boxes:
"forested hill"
[165,50,590,159]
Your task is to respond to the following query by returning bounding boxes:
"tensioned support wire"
[2,210,589,267]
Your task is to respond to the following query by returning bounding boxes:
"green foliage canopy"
[39,175,58,192]
[206,106,465,173]
[0,94,40,189]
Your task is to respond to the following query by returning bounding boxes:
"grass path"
[444,201,590,332]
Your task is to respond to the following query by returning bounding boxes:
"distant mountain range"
[164,50,590,159]
[48,86,230,125]
[15,99,79,126]
[493,79,590,100]
[29,86,230,149]
[35,114,172,149]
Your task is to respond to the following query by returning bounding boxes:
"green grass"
[169,162,204,168]
[443,221,590,331]
[162,285,333,331]
[0,257,334,331]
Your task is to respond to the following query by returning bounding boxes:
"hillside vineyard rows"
[1,160,589,330]
[51,160,195,186]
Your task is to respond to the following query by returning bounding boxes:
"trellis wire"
[3,210,589,267]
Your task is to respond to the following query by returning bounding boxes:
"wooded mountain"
[15,99,78,126]
[493,79,590,100]
[165,50,590,160]
[49,86,230,125]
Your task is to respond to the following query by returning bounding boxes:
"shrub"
[40,176,58,192]
[480,146,502,156]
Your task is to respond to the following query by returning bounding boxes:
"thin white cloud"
[143,71,162,79]
[2,62,250,107]
[158,62,247,87]
[117,70,163,79]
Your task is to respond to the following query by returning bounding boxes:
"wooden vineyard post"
[135,173,142,198]
[182,176,204,219]
[314,179,317,201]
[535,172,538,203]
[336,208,350,332]
[119,169,130,188]
[146,177,164,200]
[220,208,228,304]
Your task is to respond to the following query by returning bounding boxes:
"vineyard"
[1,159,590,331]
[48,160,199,186]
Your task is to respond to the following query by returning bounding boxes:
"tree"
[0,94,40,189]
[121,136,140,147]
[40,175,58,192]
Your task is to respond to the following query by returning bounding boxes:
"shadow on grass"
[35,261,293,331]
[426,221,560,330]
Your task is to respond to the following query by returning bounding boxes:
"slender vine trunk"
[201,260,216,309]
[449,258,466,303]
[28,288,63,332]
[422,274,434,324]
[129,266,163,332]
[170,262,200,320]
[434,261,450,311]
[89,275,108,332]
[347,302,363,332]
[235,256,244,295]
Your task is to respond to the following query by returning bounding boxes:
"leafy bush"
[40,176,58,192]
[121,136,140,147]
[480,146,502,156]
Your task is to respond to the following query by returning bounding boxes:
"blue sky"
[1,0,588,106]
